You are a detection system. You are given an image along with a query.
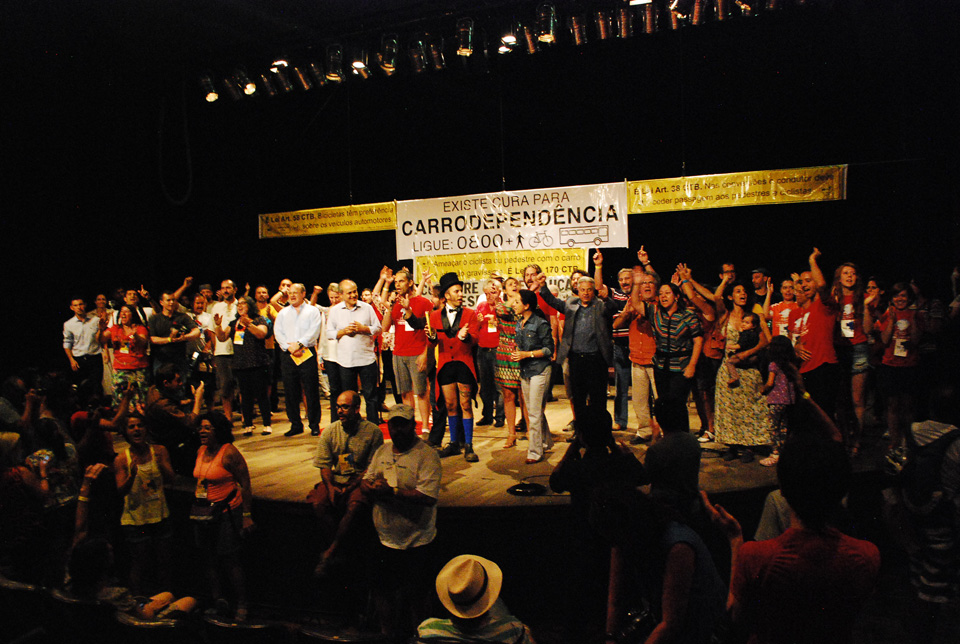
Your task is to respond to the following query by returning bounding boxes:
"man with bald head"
[327,279,382,423]
[274,283,323,436]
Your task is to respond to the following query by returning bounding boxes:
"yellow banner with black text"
[628,165,847,214]
[258,202,396,239]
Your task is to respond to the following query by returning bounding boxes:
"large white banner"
[396,182,628,260]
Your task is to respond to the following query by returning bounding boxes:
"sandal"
[760,454,779,467]
[503,437,517,449]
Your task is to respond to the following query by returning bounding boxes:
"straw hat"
[435,555,503,619]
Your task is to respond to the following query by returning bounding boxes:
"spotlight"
[270,59,294,92]
[307,61,327,87]
[351,48,372,79]
[221,78,242,101]
[325,44,344,82]
[378,34,399,75]
[617,6,634,38]
[522,24,538,53]
[568,12,587,46]
[536,3,558,43]
[200,75,218,102]
[427,39,446,70]
[735,0,760,16]
[594,10,612,40]
[457,18,475,56]
[409,38,427,73]
[642,1,658,32]
[292,66,313,90]
[234,69,256,95]
[692,0,708,24]
[258,73,278,97]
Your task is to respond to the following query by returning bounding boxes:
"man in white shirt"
[274,283,323,436]
[210,279,238,423]
[326,279,382,424]
[63,297,103,399]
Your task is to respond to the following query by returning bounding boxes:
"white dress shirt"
[326,301,381,368]
[63,314,102,357]
[274,302,323,352]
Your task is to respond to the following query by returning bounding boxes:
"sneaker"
[698,432,715,443]
[261,426,273,435]
[242,426,254,436]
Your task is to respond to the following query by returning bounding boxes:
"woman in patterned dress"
[713,277,773,463]
[495,277,523,448]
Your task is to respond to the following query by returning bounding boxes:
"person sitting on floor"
[417,554,535,643]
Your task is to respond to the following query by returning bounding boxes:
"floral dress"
[713,322,773,447]
[494,301,521,389]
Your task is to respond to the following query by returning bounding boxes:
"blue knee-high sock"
[462,418,474,444]
[447,416,460,444]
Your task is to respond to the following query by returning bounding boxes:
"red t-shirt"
[837,294,868,345]
[732,526,880,644]
[879,308,921,367]
[107,325,149,370]
[475,301,500,349]
[788,298,838,373]
[391,295,432,357]
[536,292,558,318]
[769,301,799,338]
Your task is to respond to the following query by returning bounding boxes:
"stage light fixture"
[378,34,399,75]
[258,73,278,97]
[222,78,242,101]
[617,6,634,37]
[734,0,760,16]
[536,3,558,43]
[307,61,327,87]
[409,37,428,73]
[428,39,446,70]
[594,10,612,40]
[568,12,587,46]
[642,1,658,32]
[522,24,538,53]
[200,75,218,102]
[234,69,256,95]
[628,0,652,4]
[457,18,475,56]
[325,44,345,82]
[501,21,518,46]
[351,48,372,79]
[292,66,313,90]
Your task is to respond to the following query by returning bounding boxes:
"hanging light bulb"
[409,37,427,73]
[200,75,218,102]
[325,44,344,82]
[536,3,558,43]
[457,18,475,56]
[378,34,399,75]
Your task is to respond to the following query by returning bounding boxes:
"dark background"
[3,0,958,378]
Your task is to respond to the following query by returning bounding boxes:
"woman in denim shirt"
[511,290,555,464]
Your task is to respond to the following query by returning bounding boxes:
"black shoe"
[310,427,320,436]
[284,427,304,437]
[438,442,462,458]
[740,449,755,464]
[630,435,651,445]
[477,417,494,426]
[722,448,739,462]
[494,419,505,428]
[463,443,479,463]
[517,419,527,433]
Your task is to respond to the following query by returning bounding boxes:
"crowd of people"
[1,246,959,642]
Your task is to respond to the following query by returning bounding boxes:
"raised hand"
[637,245,649,265]
[593,250,603,266]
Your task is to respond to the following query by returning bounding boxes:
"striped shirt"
[417,599,532,644]
[647,304,703,372]
[609,288,630,345]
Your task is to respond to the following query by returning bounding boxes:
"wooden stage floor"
[179,387,799,510]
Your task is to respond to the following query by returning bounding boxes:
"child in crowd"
[760,336,800,466]
[725,312,761,386]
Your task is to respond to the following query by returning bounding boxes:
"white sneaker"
[243,426,255,436]
[261,426,273,435]
[697,432,714,443]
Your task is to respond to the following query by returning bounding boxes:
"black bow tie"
[446,307,461,314]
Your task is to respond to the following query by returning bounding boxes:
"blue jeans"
[613,343,632,428]
[476,347,504,422]
[339,361,381,424]
[521,371,552,460]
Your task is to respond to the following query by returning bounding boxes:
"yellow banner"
[259,201,396,238]
[413,249,586,307]
[628,165,847,214]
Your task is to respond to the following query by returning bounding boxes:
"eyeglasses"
[336,403,356,409]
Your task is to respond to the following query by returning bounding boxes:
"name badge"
[234,330,244,345]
